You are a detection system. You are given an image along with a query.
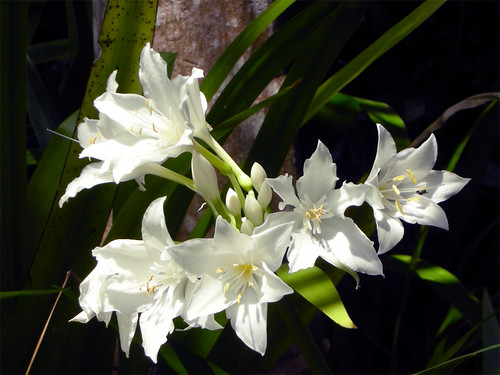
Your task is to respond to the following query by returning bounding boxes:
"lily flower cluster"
[61,43,470,361]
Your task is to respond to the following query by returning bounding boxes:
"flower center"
[379,169,428,215]
[139,262,184,298]
[216,263,261,303]
[303,204,330,235]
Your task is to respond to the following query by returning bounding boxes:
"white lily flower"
[365,124,470,254]
[59,43,211,206]
[168,217,294,355]
[71,197,220,362]
[266,140,383,282]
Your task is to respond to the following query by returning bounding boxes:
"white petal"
[392,134,437,181]
[266,174,301,209]
[106,70,119,93]
[70,310,93,323]
[77,118,99,148]
[373,209,404,254]
[184,276,232,319]
[367,124,397,181]
[141,196,174,250]
[327,182,369,216]
[139,286,184,363]
[259,263,293,303]
[422,170,470,203]
[287,228,323,273]
[116,312,138,357]
[401,196,449,229]
[226,302,267,355]
[213,217,253,256]
[252,222,293,271]
[321,218,383,276]
[59,162,115,207]
[297,140,338,203]
[139,43,179,116]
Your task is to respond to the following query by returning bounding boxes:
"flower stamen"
[395,200,404,215]
[392,184,401,195]
[393,175,406,182]
[406,169,417,184]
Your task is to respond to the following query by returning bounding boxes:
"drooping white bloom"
[266,140,383,281]
[365,124,470,253]
[59,43,211,206]
[168,217,294,355]
[71,197,220,362]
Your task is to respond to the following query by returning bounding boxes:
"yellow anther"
[247,282,253,288]
[237,292,243,304]
[223,282,229,294]
[134,109,138,115]
[145,98,150,107]
[96,131,101,139]
[216,268,224,274]
[392,184,401,195]
[149,106,153,115]
[395,200,404,215]
[406,169,417,184]
[138,128,143,136]
[407,197,420,202]
[129,125,134,133]
[393,175,406,182]
[152,123,158,133]
[305,205,325,222]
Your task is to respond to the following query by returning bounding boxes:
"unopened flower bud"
[257,181,272,209]
[240,219,254,235]
[192,151,219,203]
[225,188,241,216]
[244,194,263,226]
[251,162,267,192]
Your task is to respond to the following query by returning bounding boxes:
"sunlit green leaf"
[386,255,481,324]
[277,264,356,329]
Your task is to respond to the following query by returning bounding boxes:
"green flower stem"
[228,174,246,210]
[194,140,232,176]
[205,136,253,192]
[213,198,236,227]
[146,162,196,191]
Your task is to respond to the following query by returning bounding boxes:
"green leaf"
[0,288,68,299]
[28,39,71,64]
[26,110,78,260]
[207,1,339,127]
[414,344,500,375]
[201,0,295,101]
[1,0,28,316]
[315,93,409,149]
[1,2,158,372]
[159,51,178,78]
[481,290,500,374]
[386,255,481,324]
[305,0,446,123]
[277,265,356,329]
[245,1,369,176]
